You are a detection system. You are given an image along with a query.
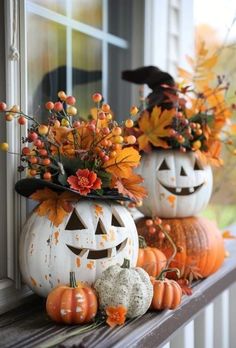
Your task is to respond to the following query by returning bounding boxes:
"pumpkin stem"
[69,271,77,288]
[138,235,147,249]
[157,268,181,281]
[159,224,177,268]
[121,258,130,269]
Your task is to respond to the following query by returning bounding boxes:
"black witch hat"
[122,66,176,111]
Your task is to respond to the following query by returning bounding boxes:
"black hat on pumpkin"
[15,178,130,201]
[122,66,176,111]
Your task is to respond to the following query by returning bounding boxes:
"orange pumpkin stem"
[157,268,181,281]
[69,271,77,288]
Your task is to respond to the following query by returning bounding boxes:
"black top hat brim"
[15,178,130,201]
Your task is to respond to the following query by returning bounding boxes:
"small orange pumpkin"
[46,272,98,324]
[150,269,182,310]
[137,216,225,279]
[136,236,167,277]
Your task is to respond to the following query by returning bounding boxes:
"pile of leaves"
[125,43,236,166]
[0,92,146,202]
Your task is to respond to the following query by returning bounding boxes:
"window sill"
[0,225,235,348]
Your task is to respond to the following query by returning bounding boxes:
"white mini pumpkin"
[94,262,153,318]
[19,199,139,297]
[136,150,213,218]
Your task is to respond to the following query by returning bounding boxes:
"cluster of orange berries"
[145,217,171,240]
[169,111,206,152]
[0,91,141,182]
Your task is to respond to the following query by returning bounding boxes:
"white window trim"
[1,0,32,313]
[144,0,194,75]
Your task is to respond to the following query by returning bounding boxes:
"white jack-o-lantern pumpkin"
[19,199,139,297]
[136,150,213,218]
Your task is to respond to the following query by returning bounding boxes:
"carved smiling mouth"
[159,182,204,196]
[66,238,128,260]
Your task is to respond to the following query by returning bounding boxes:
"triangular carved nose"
[180,166,187,176]
[95,219,106,235]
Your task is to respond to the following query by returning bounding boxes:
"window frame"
[0,0,146,312]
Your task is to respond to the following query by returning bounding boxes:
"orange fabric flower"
[105,305,127,328]
[67,169,102,195]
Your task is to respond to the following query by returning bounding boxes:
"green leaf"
[94,189,104,196]
[57,173,68,186]
[97,171,111,188]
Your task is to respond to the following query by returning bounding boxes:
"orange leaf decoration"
[138,106,175,152]
[30,188,79,227]
[105,305,127,328]
[222,230,236,239]
[112,174,147,201]
[103,147,140,178]
[176,279,193,296]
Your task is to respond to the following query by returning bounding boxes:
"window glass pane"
[72,31,102,117]
[108,0,132,40]
[108,44,131,121]
[29,0,66,15]
[27,14,66,118]
[71,0,102,29]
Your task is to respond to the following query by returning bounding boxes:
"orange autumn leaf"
[198,54,218,69]
[196,140,223,167]
[176,279,193,296]
[30,188,78,227]
[138,106,175,151]
[106,305,127,328]
[222,230,236,239]
[230,124,236,135]
[103,147,140,178]
[112,174,147,201]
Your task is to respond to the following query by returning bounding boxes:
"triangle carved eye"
[194,160,202,170]
[111,214,124,227]
[95,219,106,235]
[65,210,87,230]
[159,159,170,170]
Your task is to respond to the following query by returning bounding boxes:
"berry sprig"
[0,92,145,201]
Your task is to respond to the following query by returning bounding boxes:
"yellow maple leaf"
[30,188,79,227]
[103,147,140,178]
[138,106,175,151]
[112,174,147,201]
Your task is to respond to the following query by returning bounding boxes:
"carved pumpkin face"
[20,199,138,297]
[136,150,213,218]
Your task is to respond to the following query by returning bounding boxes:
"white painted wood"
[213,290,229,348]
[170,321,195,348]
[194,303,214,348]
[179,0,194,69]
[162,342,170,348]
[144,0,168,69]
[66,0,72,95]
[102,0,108,101]
[184,321,195,348]
[5,0,26,287]
[170,327,185,348]
[229,282,236,348]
